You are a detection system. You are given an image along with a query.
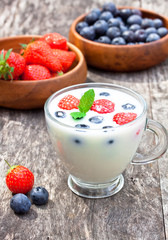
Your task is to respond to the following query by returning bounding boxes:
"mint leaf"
[70,112,86,120]
[78,89,95,113]
[70,89,95,120]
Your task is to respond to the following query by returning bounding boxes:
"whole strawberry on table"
[0,32,76,81]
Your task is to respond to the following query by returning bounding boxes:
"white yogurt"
[45,84,147,183]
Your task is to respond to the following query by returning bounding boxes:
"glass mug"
[44,83,168,198]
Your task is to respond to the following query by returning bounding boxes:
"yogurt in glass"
[44,83,149,198]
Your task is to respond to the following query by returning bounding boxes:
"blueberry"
[129,24,141,32]
[76,21,89,33]
[94,20,108,35]
[127,15,142,26]
[55,111,66,118]
[75,124,90,129]
[96,36,111,44]
[131,9,142,17]
[99,11,113,21]
[108,18,120,28]
[102,126,113,129]
[89,116,104,124]
[91,8,102,17]
[141,18,154,29]
[119,9,132,20]
[120,25,128,33]
[114,9,120,17]
[145,27,157,36]
[127,42,135,45]
[30,187,49,205]
[135,29,147,42]
[116,16,125,25]
[157,27,168,37]
[10,193,31,214]
[102,2,117,15]
[80,26,96,40]
[106,27,121,39]
[99,92,110,96]
[146,33,160,42]
[122,103,136,110]
[74,139,81,144]
[153,18,164,29]
[122,30,135,43]
[111,37,126,45]
[85,12,99,25]
[107,139,114,144]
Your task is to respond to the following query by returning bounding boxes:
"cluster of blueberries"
[76,2,168,45]
[10,187,49,214]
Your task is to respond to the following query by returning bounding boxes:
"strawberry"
[91,99,115,114]
[58,95,80,110]
[22,65,51,80]
[5,161,34,194]
[52,49,76,72]
[113,112,137,125]
[23,41,62,72]
[40,33,68,50]
[0,49,26,80]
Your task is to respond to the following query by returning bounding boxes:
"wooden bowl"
[0,35,87,109]
[69,7,168,72]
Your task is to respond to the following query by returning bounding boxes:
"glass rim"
[44,82,147,131]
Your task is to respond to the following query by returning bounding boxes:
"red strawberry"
[22,65,51,80]
[52,49,76,72]
[91,99,115,114]
[113,112,137,125]
[23,41,62,72]
[58,95,80,110]
[0,49,26,80]
[5,162,34,194]
[40,33,68,50]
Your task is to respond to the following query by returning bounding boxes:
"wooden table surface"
[0,0,168,239]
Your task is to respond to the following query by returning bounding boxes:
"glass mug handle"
[131,119,168,165]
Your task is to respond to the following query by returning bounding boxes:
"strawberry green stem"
[4,159,11,168]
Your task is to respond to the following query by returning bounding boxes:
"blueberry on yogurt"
[122,103,136,110]
[107,139,114,144]
[89,116,104,124]
[74,139,81,144]
[55,111,66,118]
[102,126,114,132]
[102,126,114,129]
[75,124,90,129]
[99,92,110,96]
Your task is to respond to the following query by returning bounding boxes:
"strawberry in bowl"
[0,33,87,109]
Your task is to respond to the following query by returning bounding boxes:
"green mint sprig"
[70,89,95,120]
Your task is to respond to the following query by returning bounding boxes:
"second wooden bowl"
[0,35,87,109]
[69,7,168,72]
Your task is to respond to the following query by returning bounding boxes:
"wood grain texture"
[0,0,168,240]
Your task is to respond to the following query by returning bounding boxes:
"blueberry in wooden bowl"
[69,5,168,72]
[0,35,87,109]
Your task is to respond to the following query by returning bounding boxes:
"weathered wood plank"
[0,0,168,239]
